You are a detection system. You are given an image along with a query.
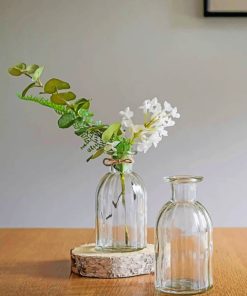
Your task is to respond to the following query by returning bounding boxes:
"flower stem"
[120,172,129,246]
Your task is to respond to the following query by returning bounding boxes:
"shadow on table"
[0,259,71,279]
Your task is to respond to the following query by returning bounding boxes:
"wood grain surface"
[0,228,246,296]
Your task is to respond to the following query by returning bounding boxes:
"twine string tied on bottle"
[103,158,133,166]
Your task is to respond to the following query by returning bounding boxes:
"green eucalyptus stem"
[120,171,129,246]
[17,93,71,113]
[10,63,127,163]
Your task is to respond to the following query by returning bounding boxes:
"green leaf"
[62,91,76,101]
[78,108,90,117]
[22,82,36,96]
[50,95,66,105]
[15,63,26,71]
[17,93,71,114]
[75,98,90,112]
[75,98,88,104]
[8,67,22,76]
[26,64,39,74]
[50,91,76,105]
[73,117,84,129]
[74,127,87,136]
[8,63,27,76]
[44,78,70,94]
[58,113,76,128]
[78,108,87,117]
[81,101,90,109]
[32,66,44,81]
[87,148,105,162]
[102,122,121,143]
[115,139,131,158]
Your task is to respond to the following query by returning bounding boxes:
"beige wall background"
[1,0,247,227]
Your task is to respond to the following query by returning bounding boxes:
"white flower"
[171,107,180,118]
[120,96,180,154]
[150,97,162,114]
[140,97,163,114]
[157,126,168,137]
[121,118,133,128]
[132,124,145,133]
[165,118,175,127]
[139,100,151,113]
[137,140,152,153]
[119,107,133,119]
[152,114,167,126]
[148,132,162,147]
[104,141,120,152]
[164,101,173,112]
[120,107,135,132]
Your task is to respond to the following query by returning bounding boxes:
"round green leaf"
[75,99,90,112]
[82,101,90,109]
[58,113,76,128]
[15,63,26,71]
[8,67,22,76]
[75,98,88,105]
[50,94,65,105]
[60,91,76,101]
[32,66,44,81]
[44,78,70,94]
[50,92,76,105]
[26,64,39,74]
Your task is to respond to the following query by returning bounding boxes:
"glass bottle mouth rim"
[163,175,203,184]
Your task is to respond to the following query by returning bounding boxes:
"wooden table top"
[0,228,246,296]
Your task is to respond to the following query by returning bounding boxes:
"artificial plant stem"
[17,94,69,113]
[120,172,129,246]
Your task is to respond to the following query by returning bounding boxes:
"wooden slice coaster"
[71,243,154,278]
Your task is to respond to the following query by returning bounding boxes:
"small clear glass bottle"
[155,176,213,294]
[95,155,147,252]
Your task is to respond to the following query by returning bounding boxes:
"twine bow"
[103,158,133,166]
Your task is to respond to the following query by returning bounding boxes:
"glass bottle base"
[155,279,213,295]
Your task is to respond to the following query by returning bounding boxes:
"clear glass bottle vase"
[155,176,213,294]
[95,157,147,252]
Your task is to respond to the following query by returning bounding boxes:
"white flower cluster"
[119,97,180,153]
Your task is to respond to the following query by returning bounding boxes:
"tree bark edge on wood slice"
[71,243,154,278]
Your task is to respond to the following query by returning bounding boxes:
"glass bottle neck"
[172,183,197,202]
[110,163,133,174]
[108,154,135,174]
